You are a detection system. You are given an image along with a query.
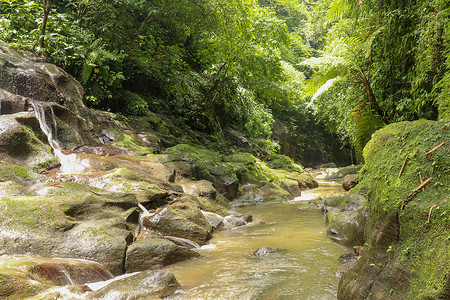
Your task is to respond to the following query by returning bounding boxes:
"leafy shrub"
[121,90,148,116]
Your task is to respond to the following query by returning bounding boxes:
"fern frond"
[327,0,351,22]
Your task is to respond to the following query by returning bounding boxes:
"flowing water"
[167,180,348,300]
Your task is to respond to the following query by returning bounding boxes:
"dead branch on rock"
[407,176,434,198]
[427,202,440,223]
[419,173,424,192]
[425,142,445,159]
[399,154,409,178]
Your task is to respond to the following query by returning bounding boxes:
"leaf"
[80,65,92,84]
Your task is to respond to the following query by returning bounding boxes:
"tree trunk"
[39,0,51,49]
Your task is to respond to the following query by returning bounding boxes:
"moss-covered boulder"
[0,114,58,174]
[0,193,139,275]
[264,153,304,173]
[165,144,240,199]
[327,208,367,247]
[142,200,214,245]
[338,120,450,300]
[323,194,366,213]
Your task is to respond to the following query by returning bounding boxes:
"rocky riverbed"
[1,40,449,299]
[0,41,319,298]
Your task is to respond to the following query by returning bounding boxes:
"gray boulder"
[125,237,200,273]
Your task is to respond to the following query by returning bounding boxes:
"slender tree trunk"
[39,0,51,49]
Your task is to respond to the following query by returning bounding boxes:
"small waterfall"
[137,203,151,228]
[31,101,61,150]
[31,101,92,174]
[60,267,75,285]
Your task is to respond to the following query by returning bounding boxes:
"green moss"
[264,153,304,173]
[354,120,450,298]
[223,152,256,165]
[0,196,67,231]
[166,144,238,181]
[112,130,155,156]
[9,165,29,180]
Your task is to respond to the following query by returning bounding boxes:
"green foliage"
[121,90,148,116]
[265,153,304,173]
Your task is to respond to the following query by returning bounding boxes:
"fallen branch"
[400,201,405,211]
[425,142,445,158]
[419,172,424,192]
[427,202,440,223]
[399,154,409,178]
[408,176,434,198]
[401,140,408,147]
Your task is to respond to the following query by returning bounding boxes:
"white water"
[31,101,92,174]
[86,272,139,291]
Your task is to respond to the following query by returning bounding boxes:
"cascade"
[31,101,92,174]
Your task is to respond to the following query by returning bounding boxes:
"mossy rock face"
[0,193,139,276]
[327,208,367,247]
[323,194,366,213]
[338,120,450,300]
[264,153,304,173]
[165,144,240,199]
[0,114,58,175]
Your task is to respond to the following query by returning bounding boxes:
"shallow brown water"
[168,181,348,299]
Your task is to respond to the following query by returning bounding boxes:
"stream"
[167,180,348,299]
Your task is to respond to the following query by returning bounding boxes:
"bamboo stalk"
[407,176,434,198]
[399,154,409,178]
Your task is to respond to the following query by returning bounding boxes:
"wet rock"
[179,179,217,200]
[0,41,85,113]
[323,194,366,213]
[0,272,50,299]
[327,165,361,181]
[342,174,358,191]
[87,269,180,299]
[125,237,200,273]
[0,193,139,276]
[315,162,337,169]
[253,247,287,257]
[201,210,225,228]
[0,88,29,114]
[276,178,302,197]
[336,259,358,278]
[327,208,367,247]
[0,114,58,173]
[222,215,248,230]
[142,201,213,245]
[201,210,251,231]
[339,252,359,264]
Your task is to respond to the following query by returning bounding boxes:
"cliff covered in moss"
[339,120,450,299]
